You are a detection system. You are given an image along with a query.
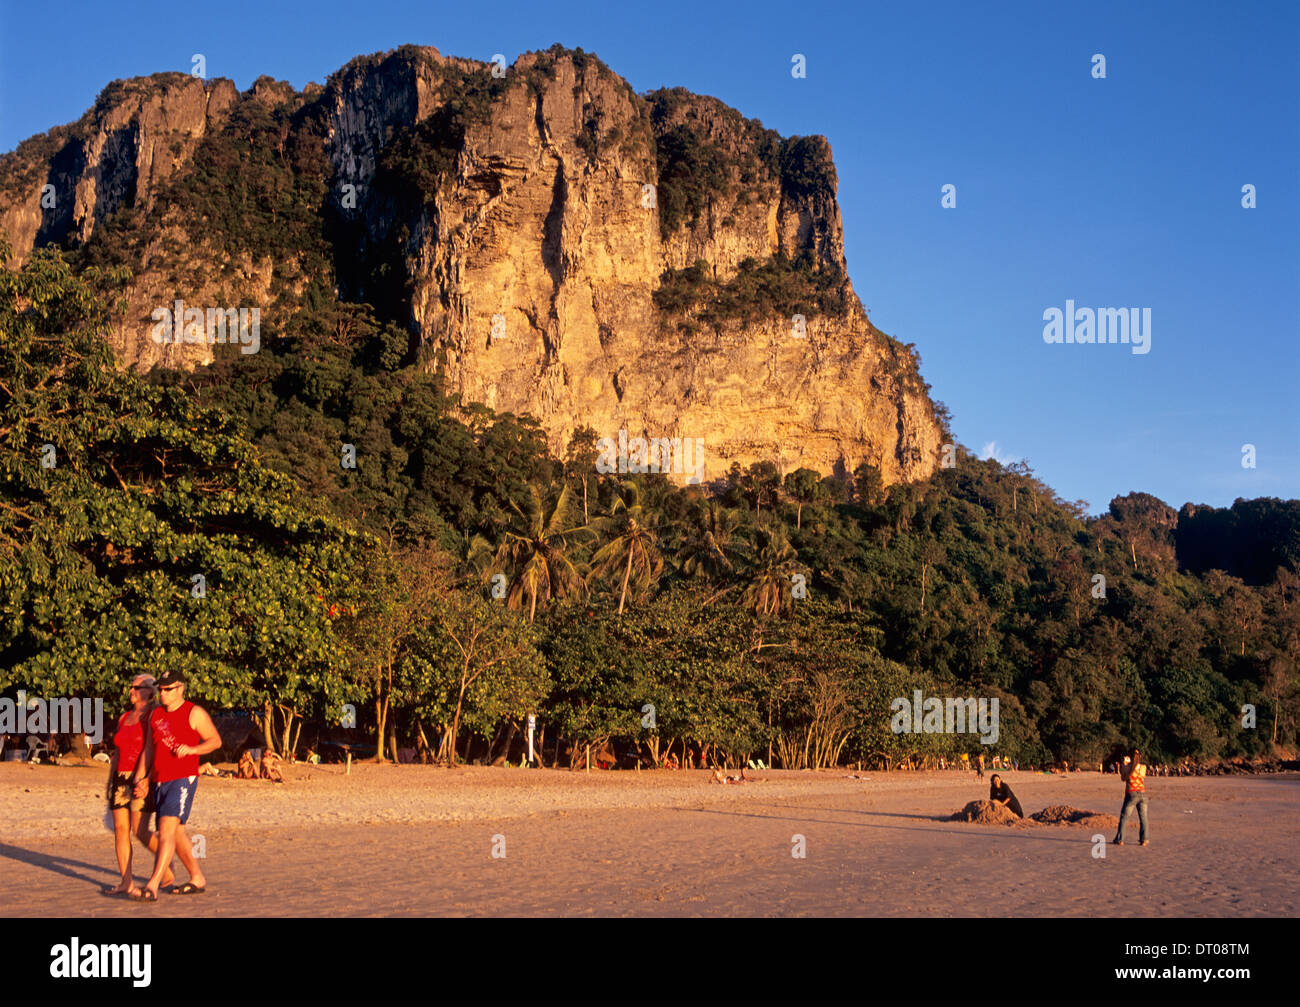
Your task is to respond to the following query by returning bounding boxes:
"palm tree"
[676,500,741,582]
[589,484,663,615]
[453,526,494,586]
[492,484,589,621]
[739,524,801,616]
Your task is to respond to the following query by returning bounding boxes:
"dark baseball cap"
[157,671,187,687]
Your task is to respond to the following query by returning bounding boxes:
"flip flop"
[100,886,128,897]
[171,882,206,895]
[127,889,156,902]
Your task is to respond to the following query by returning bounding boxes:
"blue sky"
[2,0,1296,513]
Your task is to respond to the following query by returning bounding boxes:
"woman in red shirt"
[102,674,172,897]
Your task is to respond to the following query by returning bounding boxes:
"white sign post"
[526,714,536,766]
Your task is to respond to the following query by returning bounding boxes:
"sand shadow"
[0,841,115,887]
[782,805,955,823]
[688,805,1086,844]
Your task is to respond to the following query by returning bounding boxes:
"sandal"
[171,882,206,895]
[127,889,157,902]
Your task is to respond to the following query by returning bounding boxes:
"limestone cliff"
[0,45,944,485]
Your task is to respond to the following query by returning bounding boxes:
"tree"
[0,247,360,755]
[491,484,589,621]
[740,525,801,616]
[564,425,600,524]
[675,500,741,583]
[340,542,446,761]
[589,484,663,615]
[735,461,781,518]
[404,590,548,764]
[852,462,884,507]
[783,468,822,530]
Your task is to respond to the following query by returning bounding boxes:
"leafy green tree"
[783,468,821,530]
[0,247,357,755]
[403,589,548,764]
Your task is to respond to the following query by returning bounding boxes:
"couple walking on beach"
[104,670,222,901]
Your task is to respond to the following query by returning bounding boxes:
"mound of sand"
[1030,804,1119,829]
[949,800,1022,824]
[948,801,1120,829]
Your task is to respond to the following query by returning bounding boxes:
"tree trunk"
[450,687,467,766]
[618,547,633,615]
[485,721,506,763]
[416,720,431,763]
[261,701,276,754]
[490,721,518,765]
[374,695,387,762]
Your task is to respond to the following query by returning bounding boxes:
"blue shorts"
[154,776,198,825]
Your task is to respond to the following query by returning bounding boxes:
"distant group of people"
[1105,760,1181,777]
[938,753,1020,774]
[104,671,222,901]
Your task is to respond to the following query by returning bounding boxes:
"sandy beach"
[2,762,1296,917]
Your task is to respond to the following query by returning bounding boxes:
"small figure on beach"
[975,753,985,779]
[237,751,259,779]
[134,671,222,900]
[260,750,285,783]
[102,674,173,898]
[988,774,1024,818]
[1112,747,1149,847]
[710,767,758,784]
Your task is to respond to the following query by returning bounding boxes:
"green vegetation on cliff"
[653,255,848,329]
[3,249,1296,769]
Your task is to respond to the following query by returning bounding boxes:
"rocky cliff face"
[0,45,944,485]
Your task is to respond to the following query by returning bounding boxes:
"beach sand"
[2,763,1296,916]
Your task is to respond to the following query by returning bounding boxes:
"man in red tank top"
[133,671,222,901]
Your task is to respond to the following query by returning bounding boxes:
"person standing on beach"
[975,753,985,779]
[134,671,221,900]
[1112,747,1149,847]
[104,674,176,897]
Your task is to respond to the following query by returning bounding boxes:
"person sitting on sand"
[988,774,1024,818]
[260,750,285,783]
[237,751,259,779]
